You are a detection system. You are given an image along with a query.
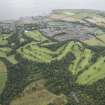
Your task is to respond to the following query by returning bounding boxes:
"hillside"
[0,9,105,105]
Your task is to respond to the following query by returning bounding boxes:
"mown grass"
[17,41,79,63]
[0,47,17,64]
[17,40,68,63]
[17,42,54,63]
[69,47,93,75]
[24,30,49,42]
[17,38,105,85]
[0,34,12,46]
[76,56,105,85]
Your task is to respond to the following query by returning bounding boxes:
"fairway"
[76,56,105,85]
[24,30,49,42]
[0,34,12,46]
[17,37,105,85]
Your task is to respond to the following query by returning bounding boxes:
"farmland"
[84,34,105,46]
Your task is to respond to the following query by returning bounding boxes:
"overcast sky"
[0,0,105,20]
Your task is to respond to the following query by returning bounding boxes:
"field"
[10,80,67,105]
[84,34,105,46]
[0,61,7,95]
[77,56,105,85]
[0,34,12,46]
[49,9,105,24]
[24,30,49,42]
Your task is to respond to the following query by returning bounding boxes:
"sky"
[0,0,105,20]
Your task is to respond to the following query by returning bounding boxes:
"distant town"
[0,9,105,42]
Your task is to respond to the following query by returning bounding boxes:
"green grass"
[6,55,18,64]
[0,34,12,46]
[24,30,49,42]
[76,56,105,85]
[17,42,54,63]
[69,48,93,75]
[17,41,79,63]
[16,36,105,86]
[0,61,7,95]
[1,30,105,105]
[17,40,68,63]
[66,41,105,85]
[0,47,17,64]
[1,10,105,105]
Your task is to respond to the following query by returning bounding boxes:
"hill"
[0,9,105,105]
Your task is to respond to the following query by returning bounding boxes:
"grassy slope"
[77,56,105,85]
[17,31,105,85]
[1,29,105,105]
[10,80,67,105]
[24,30,49,42]
[0,34,17,95]
[0,61,7,95]
[49,10,105,85]
[0,34,12,46]
[0,47,17,64]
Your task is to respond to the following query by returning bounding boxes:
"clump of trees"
[0,59,43,105]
